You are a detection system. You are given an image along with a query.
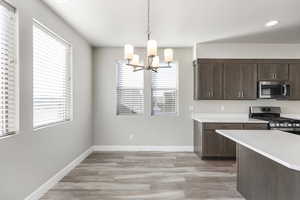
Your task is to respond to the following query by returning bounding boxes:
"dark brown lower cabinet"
[237,145,300,200]
[194,121,268,159]
[202,130,223,157]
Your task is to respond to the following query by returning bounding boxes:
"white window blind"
[117,62,144,115]
[0,0,17,137]
[152,64,178,115]
[33,21,72,129]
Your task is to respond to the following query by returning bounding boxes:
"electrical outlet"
[221,105,225,111]
[129,134,134,141]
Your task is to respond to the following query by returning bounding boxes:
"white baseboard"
[93,145,194,152]
[24,145,193,200]
[25,147,93,200]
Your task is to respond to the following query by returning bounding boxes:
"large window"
[117,62,144,115]
[0,0,17,137]
[151,64,178,115]
[33,20,72,129]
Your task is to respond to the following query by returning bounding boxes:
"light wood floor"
[41,152,244,200]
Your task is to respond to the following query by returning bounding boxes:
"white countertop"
[192,113,268,123]
[216,130,300,171]
[281,114,300,120]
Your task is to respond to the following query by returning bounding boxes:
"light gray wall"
[193,43,300,114]
[194,43,300,59]
[93,47,194,146]
[93,44,300,147]
[0,0,93,199]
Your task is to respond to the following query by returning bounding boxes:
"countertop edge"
[192,119,268,123]
[216,130,300,172]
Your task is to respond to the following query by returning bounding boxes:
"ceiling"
[43,0,300,47]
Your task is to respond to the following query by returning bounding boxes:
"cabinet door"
[210,63,223,99]
[224,64,242,100]
[221,135,236,158]
[198,63,223,100]
[240,64,257,99]
[289,64,300,100]
[202,130,222,157]
[193,62,200,100]
[258,64,289,81]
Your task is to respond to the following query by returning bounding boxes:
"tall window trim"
[0,0,19,138]
[33,20,73,130]
[151,62,179,116]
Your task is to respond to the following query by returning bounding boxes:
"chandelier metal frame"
[124,0,174,72]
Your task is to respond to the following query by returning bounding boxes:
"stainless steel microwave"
[258,81,290,99]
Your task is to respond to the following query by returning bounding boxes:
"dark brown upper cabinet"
[288,64,300,100]
[194,61,223,100]
[193,62,200,100]
[258,63,289,81]
[193,59,300,101]
[224,63,257,100]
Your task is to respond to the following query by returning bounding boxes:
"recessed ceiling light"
[265,20,279,27]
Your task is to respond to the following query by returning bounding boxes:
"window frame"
[151,62,179,116]
[116,61,145,116]
[0,0,19,140]
[32,19,73,130]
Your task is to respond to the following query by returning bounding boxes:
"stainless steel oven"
[258,81,290,99]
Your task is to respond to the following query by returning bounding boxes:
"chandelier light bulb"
[122,0,174,72]
[131,54,140,65]
[152,56,160,68]
[124,44,134,60]
[147,40,157,57]
[164,48,174,63]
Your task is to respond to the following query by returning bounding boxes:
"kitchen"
[193,43,300,199]
[2,0,300,199]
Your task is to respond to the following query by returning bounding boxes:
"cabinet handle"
[211,91,214,97]
[274,73,277,79]
[208,91,211,97]
[272,73,276,79]
[242,91,244,98]
[238,91,241,98]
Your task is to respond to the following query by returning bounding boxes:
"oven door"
[258,81,290,99]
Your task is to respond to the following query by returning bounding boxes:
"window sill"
[0,132,19,141]
[34,119,72,131]
[152,113,179,117]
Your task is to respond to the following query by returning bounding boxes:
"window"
[33,20,72,129]
[0,0,17,137]
[117,62,144,115]
[151,64,178,115]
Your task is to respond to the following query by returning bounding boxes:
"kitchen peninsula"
[216,130,300,200]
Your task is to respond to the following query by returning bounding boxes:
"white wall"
[0,1,93,199]
[195,43,300,59]
[193,43,300,114]
[93,47,194,146]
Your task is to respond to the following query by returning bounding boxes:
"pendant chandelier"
[123,0,174,72]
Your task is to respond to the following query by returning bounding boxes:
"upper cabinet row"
[194,59,300,100]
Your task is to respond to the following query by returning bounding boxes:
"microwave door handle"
[283,84,290,96]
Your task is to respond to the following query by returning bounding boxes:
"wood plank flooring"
[41,152,244,200]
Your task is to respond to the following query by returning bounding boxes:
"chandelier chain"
[147,0,151,40]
